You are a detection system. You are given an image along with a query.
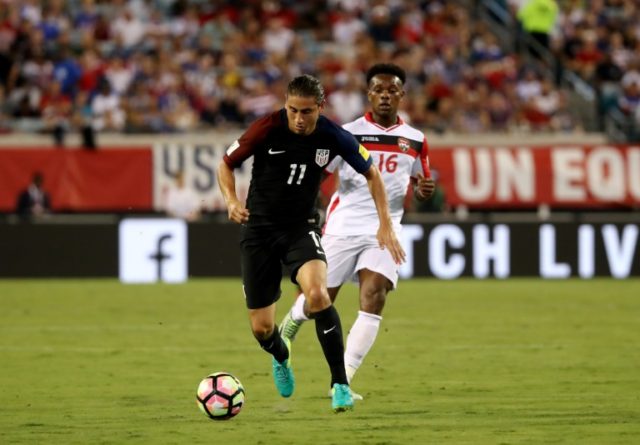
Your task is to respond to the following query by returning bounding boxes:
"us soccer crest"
[398,137,411,152]
[315,149,330,167]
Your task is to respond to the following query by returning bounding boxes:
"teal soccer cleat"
[331,383,354,412]
[279,310,302,342]
[272,338,295,397]
[327,387,363,401]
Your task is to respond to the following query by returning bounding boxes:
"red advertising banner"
[429,145,640,209]
[2,144,639,212]
[0,148,153,211]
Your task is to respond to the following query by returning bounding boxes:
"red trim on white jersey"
[364,142,418,158]
[322,196,341,234]
[364,112,403,132]
[420,138,431,178]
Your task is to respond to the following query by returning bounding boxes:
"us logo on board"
[315,149,330,167]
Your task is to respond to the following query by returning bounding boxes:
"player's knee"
[250,321,274,341]
[304,286,331,312]
[360,287,386,315]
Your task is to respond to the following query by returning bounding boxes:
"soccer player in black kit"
[217,74,405,412]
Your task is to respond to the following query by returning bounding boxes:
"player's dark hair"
[366,63,406,86]
[287,74,325,104]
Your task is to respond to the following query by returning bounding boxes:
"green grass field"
[1,279,639,444]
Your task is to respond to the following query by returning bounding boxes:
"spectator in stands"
[77,49,104,93]
[0,0,587,138]
[263,17,295,58]
[516,68,542,102]
[40,80,72,146]
[164,170,202,222]
[424,96,456,135]
[571,30,603,80]
[0,84,11,133]
[218,86,244,125]
[52,46,81,97]
[104,54,134,96]
[158,79,199,132]
[452,84,490,133]
[7,76,41,120]
[327,72,366,124]
[367,4,395,44]
[239,77,279,123]
[331,8,366,47]
[487,90,514,132]
[71,90,96,149]
[91,79,125,132]
[122,79,162,133]
[20,0,42,26]
[617,79,640,116]
[110,7,146,50]
[16,171,51,221]
[74,0,99,31]
[20,47,53,91]
[517,0,559,58]
[524,77,560,131]
[39,0,70,44]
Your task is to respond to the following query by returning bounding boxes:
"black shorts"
[239,222,326,309]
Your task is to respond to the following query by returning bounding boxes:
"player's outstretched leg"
[279,309,303,341]
[279,293,308,341]
[271,337,294,397]
[259,327,295,397]
[331,383,354,412]
[326,385,363,401]
[310,304,355,412]
[343,310,382,396]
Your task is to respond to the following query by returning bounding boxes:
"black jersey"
[223,109,373,226]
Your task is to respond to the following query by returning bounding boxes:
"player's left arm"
[412,137,435,201]
[334,126,405,263]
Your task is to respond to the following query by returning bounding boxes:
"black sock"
[310,305,348,386]
[257,327,289,363]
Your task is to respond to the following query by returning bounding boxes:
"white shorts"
[322,234,399,289]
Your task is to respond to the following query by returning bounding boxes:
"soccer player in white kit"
[279,63,435,399]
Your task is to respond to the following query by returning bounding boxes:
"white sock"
[290,293,310,322]
[344,311,382,384]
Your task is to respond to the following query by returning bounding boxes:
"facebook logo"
[119,219,188,283]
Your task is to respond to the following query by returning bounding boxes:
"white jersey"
[323,112,430,236]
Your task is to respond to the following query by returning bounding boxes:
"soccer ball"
[196,372,245,420]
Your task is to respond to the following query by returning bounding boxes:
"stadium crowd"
[0,0,638,142]
[504,0,640,135]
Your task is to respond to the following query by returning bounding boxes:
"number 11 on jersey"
[308,230,324,255]
[287,163,307,185]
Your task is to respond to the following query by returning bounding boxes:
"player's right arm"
[413,137,435,201]
[362,163,406,265]
[217,160,249,224]
[217,112,276,224]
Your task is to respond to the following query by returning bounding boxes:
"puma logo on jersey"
[361,136,379,142]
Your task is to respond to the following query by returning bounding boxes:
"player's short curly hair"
[287,74,325,105]
[366,63,406,86]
